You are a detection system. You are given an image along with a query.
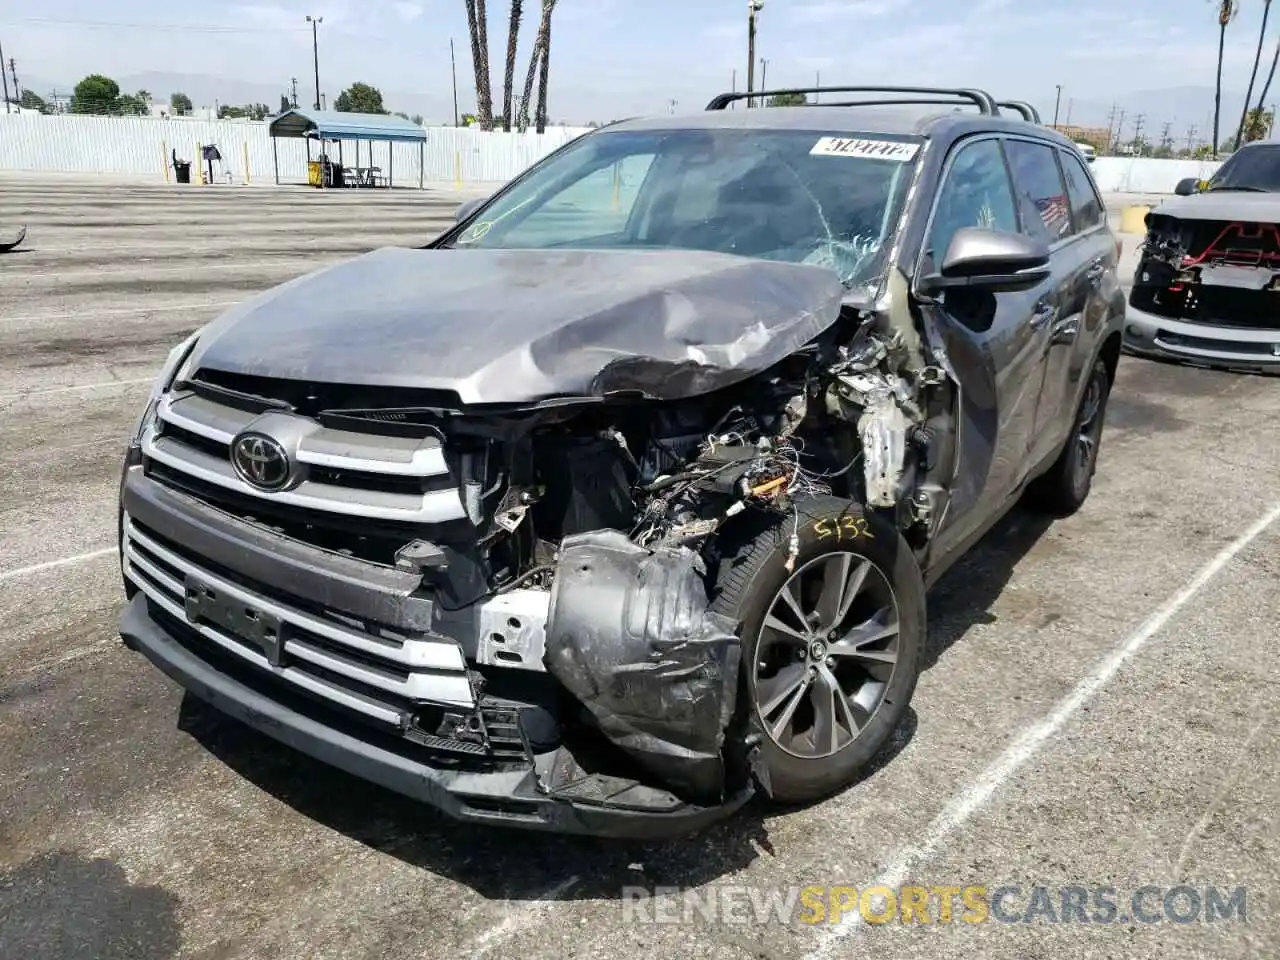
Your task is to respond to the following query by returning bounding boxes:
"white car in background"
[1075,142,1097,163]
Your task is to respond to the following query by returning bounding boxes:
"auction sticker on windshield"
[810,137,920,162]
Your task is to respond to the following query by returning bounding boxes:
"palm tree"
[463,0,494,129]
[1212,0,1240,158]
[1253,34,1280,130]
[534,0,557,132]
[1235,0,1273,149]
[502,0,522,131]
[517,0,555,132]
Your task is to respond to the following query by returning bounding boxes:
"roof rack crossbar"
[814,97,982,109]
[706,85,997,114]
[996,100,1042,123]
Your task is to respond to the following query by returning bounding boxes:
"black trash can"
[174,160,191,184]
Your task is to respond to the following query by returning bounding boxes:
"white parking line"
[0,546,117,585]
[0,299,242,325]
[808,500,1280,956]
[0,377,152,401]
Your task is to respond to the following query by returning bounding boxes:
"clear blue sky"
[3,0,1275,123]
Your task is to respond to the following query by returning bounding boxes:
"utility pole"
[1131,112,1146,154]
[0,37,9,113]
[1065,98,1073,127]
[8,58,18,104]
[1105,101,1118,155]
[1114,108,1127,153]
[290,77,298,109]
[1052,84,1062,127]
[1185,123,1199,155]
[450,38,459,126]
[306,15,323,110]
[1159,120,1173,154]
[746,0,763,108]
[760,58,769,100]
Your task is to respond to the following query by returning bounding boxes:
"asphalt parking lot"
[1,177,1277,960]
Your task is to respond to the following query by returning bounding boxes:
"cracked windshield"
[452,128,917,290]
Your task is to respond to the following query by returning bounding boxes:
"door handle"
[1086,257,1107,283]
[1030,299,1057,329]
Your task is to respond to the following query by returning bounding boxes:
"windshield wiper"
[1205,185,1271,192]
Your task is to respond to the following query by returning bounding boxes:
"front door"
[918,135,1058,558]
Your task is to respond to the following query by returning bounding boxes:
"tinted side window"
[1004,140,1071,242]
[1060,151,1103,231]
[928,138,1018,262]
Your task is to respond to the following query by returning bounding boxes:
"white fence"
[1088,157,1223,194]
[0,114,1231,194]
[0,114,593,185]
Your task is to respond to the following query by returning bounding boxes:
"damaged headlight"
[129,330,201,447]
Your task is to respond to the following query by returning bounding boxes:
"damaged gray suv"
[118,86,1124,836]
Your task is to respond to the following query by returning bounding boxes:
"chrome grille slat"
[123,557,408,726]
[142,426,467,523]
[125,520,466,673]
[122,513,476,714]
[157,393,450,476]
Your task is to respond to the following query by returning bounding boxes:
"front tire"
[711,496,926,805]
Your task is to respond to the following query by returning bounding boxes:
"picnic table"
[350,166,385,188]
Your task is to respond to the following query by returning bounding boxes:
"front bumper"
[1123,304,1280,374]
[120,593,751,837]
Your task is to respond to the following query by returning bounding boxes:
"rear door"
[1000,137,1087,473]
[917,135,1056,557]
[1029,147,1115,459]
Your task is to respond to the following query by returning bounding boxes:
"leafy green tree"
[19,89,48,113]
[766,91,809,107]
[170,91,193,116]
[280,94,292,113]
[334,82,388,114]
[117,92,149,115]
[71,74,121,114]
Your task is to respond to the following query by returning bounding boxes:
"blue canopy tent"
[267,109,427,188]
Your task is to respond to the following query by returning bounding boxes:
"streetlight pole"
[450,37,459,126]
[760,58,769,102]
[746,0,763,107]
[1052,84,1062,128]
[306,15,323,110]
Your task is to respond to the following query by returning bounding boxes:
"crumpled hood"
[1151,192,1280,223]
[186,247,845,405]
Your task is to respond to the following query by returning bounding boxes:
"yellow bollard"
[162,141,170,183]
[454,151,462,189]
[243,142,251,185]
[1118,205,1151,235]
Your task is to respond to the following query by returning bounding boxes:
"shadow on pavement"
[0,851,182,960]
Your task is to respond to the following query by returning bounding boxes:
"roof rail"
[706,85,998,114]
[996,101,1041,123]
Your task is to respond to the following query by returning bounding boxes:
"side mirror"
[455,197,486,223]
[1174,177,1200,196]
[920,227,1052,295]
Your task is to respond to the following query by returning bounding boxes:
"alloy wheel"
[752,551,900,759]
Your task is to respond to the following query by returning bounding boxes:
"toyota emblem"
[230,432,291,491]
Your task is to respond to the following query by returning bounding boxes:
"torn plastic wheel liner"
[544,530,745,804]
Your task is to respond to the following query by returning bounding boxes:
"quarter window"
[928,138,1018,263]
[1059,150,1104,232]
[1004,140,1072,242]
